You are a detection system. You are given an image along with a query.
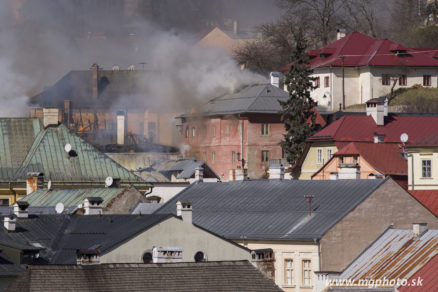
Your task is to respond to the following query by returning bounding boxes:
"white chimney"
[14,201,29,218]
[176,200,192,224]
[195,166,204,183]
[366,98,387,126]
[336,28,346,40]
[268,164,284,180]
[233,20,238,34]
[26,172,44,195]
[270,72,280,88]
[413,223,427,237]
[83,197,103,215]
[235,168,248,181]
[117,111,125,145]
[4,215,16,232]
[76,249,100,265]
[43,108,59,128]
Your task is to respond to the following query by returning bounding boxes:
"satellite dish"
[400,133,409,143]
[55,202,64,214]
[47,180,52,190]
[105,176,114,187]
[64,144,72,153]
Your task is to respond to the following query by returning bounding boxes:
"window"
[327,148,332,160]
[211,125,216,137]
[399,75,407,86]
[261,150,269,162]
[202,152,207,162]
[185,127,189,138]
[423,75,431,86]
[212,152,216,164]
[261,123,269,136]
[317,148,323,164]
[302,260,312,286]
[0,199,9,206]
[284,259,294,286]
[382,74,390,86]
[315,77,320,88]
[422,160,432,178]
[324,76,330,88]
[192,127,196,137]
[232,151,236,163]
[225,125,230,137]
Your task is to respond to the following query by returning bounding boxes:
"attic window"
[319,53,331,59]
[392,50,410,57]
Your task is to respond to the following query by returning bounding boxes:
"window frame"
[382,74,391,86]
[423,75,431,87]
[399,75,407,86]
[327,148,332,161]
[261,123,270,136]
[315,77,320,88]
[317,148,323,164]
[185,127,189,138]
[212,151,216,164]
[302,259,312,287]
[284,259,294,286]
[192,127,196,138]
[324,76,330,88]
[422,159,432,178]
[211,125,216,137]
[232,151,236,164]
[261,150,269,162]
[225,125,231,137]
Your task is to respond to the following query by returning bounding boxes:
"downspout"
[407,153,414,190]
[239,116,244,168]
[144,184,154,196]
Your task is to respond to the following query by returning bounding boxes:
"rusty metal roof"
[339,228,438,285]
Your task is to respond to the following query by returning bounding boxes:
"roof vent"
[4,215,16,232]
[112,65,120,71]
[14,201,29,218]
[128,65,135,71]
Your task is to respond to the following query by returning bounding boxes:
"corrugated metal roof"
[22,188,128,207]
[14,124,142,183]
[398,254,438,292]
[155,179,387,240]
[0,118,42,180]
[0,214,172,264]
[340,229,438,284]
[131,203,164,214]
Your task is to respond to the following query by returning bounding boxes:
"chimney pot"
[413,223,427,237]
[26,172,44,195]
[4,215,16,231]
[83,197,103,215]
[268,163,284,180]
[116,111,126,145]
[43,108,59,128]
[14,201,29,218]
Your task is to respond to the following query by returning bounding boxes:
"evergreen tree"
[280,30,319,166]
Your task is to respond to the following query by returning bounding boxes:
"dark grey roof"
[0,251,25,276]
[182,84,288,117]
[7,261,282,292]
[0,206,70,216]
[130,203,164,215]
[155,179,387,240]
[0,214,171,264]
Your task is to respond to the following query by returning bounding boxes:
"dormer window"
[392,50,410,57]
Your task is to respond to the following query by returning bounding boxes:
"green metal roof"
[0,119,42,180]
[23,188,129,207]
[14,124,142,183]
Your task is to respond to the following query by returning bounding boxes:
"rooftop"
[408,190,438,217]
[155,178,387,240]
[6,261,282,292]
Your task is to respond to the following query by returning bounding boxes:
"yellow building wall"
[235,240,319,292]
[299,143,337,180]
[408,147,438,190]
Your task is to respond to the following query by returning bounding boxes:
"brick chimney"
[26,172,44,195]
[176,200,192,224]
[4,215,16,232]
[91,63,99,99]
[14,201,29,218]
[43,108,59,128]
[83,197,103,215]
[117,111,125,145]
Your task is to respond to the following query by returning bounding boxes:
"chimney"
[83,197,103,215]
[91,63,99,99]
[268,164,284,180]
[43,108,59,128]
[14,201,29,218]
[233,20,238,34]
[413,223,427,237]
[270,72,280,88]
[26,172,44,195]
[366,97,387,126]
[194,166,204,183]
[4,215,16,232]
[235,168,248,181]
[176,200,192,224]
[76,249,100,265]
[336,28,346,40]
[117,111,125,145]
[63,100,72,126]
[373,132,385,143]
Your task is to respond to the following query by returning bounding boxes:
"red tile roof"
[280,31,438,71]
[309,114,438,144]
[398,254,438,292]
[408,190,438,217]
[407,133,438,147]
[333,142,407,175]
